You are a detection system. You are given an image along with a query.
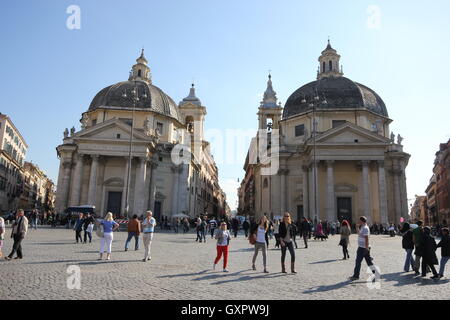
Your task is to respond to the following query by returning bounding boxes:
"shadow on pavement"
[303,280,353,293]
[309,259,341,264]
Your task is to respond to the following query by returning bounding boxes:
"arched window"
[138,69,142,77]
[263,178,268,188]
[322,62,326,73]
[329,60,333,71]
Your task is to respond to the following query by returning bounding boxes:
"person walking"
[195,216,202,242]
[250,216,269,273]
[349,216,375,281]
[412,220,424,275]
[213,222,231,272]
[142,211,157,262]
[291,222,298,249]
[300,217,310,249]
[421,226,439,279]
[437,227,450,278]
[209,217,218,239]
[125,215,141,251]
[5,209,28,261]
[339,220,351,260]
[83,213,95,244]
[231,217,239,238]
[31,209,38,230]
[315,220,325,240]
[97,212,120,261]
[273,219,280,249]
[74,213,84,244]
[279,212,297,274]
[400,223,415,272]
[199,217,207,243]
[0,215,5,258]
[243,219,250,238]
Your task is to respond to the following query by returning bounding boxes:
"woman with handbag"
[279,212,297,274]
[339,220,351,260]
[96,212,119,261]
[213,222,231,272]
[250,216,269,273]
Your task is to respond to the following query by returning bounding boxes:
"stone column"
[302,165,309,219]
[377,161,388,225]
[361,161,370,221]
[134,156,147,216]
[279,169,287,215]
[309,161,319,221]
[69,154,84,207]
[148,159,158,212]
[58,160,73,211]
[87,155,99,206]
[392,160,402,224]
[399,161,409,221]
[55,159,65,213]
[326,160,335,223]
[171,165,181,215]
[121,157,130,216]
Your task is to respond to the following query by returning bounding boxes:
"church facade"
[55,51,228,219]
[239,42,410,226]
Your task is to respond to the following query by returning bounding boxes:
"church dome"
[88,80,180,121]
[88,50,180,122]
[283,76,388,119]
[283,41,388,119]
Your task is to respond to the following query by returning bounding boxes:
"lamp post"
[121,81,147,218]
[300,91,327,222]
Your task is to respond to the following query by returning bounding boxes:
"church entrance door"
[337,197,352,224]
[107,192,122,218]
[154,201,162,221]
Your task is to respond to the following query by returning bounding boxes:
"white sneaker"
[223,269,229,273]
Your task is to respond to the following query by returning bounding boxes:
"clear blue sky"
[1,0,449,210]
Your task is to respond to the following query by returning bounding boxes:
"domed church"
[55,50,228,219]
[240,42,410,226]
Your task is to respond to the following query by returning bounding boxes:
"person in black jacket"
[242,219,250,238]
[437,227,450,278]
[400,223,415,272]
[279,212,297,274]
[421,226,439,279]
[300,218,310,248]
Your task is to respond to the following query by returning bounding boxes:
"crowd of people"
[2,208,449,281]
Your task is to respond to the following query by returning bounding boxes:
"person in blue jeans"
[125,215,141,251]
[401,223,415,272]
[437,227,450,278]
[349,216,375,280]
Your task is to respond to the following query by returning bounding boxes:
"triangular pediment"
[73,118,149,141]
[314,122,390,144]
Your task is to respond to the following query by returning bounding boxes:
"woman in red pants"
[213,222,231,272]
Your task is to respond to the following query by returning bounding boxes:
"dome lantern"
[317,40,344,80]
[129,49,152,84]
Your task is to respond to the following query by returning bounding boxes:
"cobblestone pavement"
[0,226,449,300]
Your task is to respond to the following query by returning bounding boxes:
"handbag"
[249,233,256,245]
[338,238,346,246]
[95,222,104,238]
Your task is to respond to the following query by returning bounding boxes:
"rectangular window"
[332,120,346,128]
[119,118,133,126]
[295,124,305,137]
[157,122,163,133]
[92,119,97,126]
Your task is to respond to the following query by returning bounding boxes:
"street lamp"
[301,90,327,222]
[121,81,147,218]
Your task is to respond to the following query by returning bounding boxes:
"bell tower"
[257,74,282,131]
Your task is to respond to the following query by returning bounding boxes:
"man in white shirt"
[142,211,156,262]
[349,216,375,280]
